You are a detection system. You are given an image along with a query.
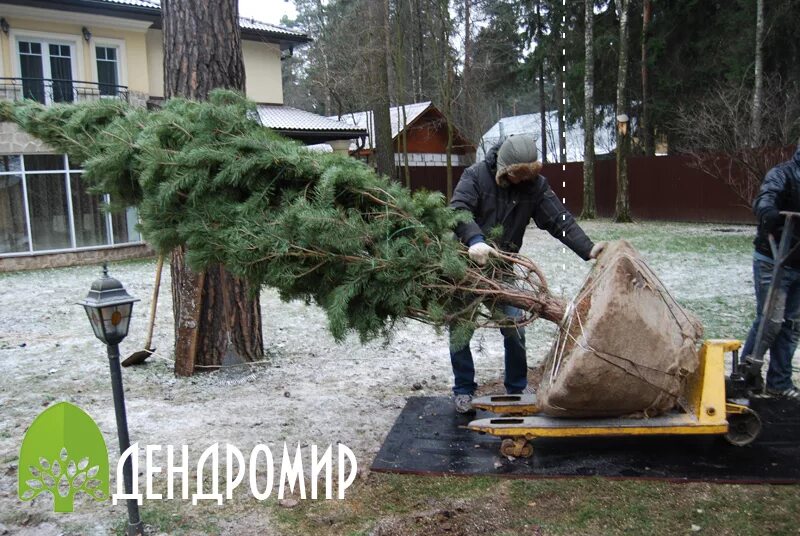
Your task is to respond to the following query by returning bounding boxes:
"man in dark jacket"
[448,134,605,413]
[741,144,800,399]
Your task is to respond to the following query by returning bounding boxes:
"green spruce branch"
[1,92,565,346]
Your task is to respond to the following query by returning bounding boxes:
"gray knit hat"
[496,134,538,175]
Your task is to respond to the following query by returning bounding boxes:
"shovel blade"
[122,348,155,367]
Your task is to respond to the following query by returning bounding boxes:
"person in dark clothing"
[448,134,605,413]
[741,144,800,399]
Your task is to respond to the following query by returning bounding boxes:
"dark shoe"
[744,371,765,392]
[766,386,800,399]
[454,394,475,414]
[507,386,535,395]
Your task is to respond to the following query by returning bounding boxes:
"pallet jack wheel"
[500,438,534,458]
[725,407,762,446]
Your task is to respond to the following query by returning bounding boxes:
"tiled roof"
[258,105,367,134]
[94,1,307,40]
[327,102,433,151]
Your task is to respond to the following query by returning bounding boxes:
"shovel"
[122,254,164,367]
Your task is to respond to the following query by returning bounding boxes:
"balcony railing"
[0,77,129,105]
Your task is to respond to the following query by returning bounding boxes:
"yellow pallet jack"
[467,340,762,458]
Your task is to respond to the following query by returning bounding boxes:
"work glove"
[468,241,497,266]
[589,241,608,260]
[762,209,782,232]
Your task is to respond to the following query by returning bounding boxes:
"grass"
[270,474,800,536]
[272,474,499,535]
[683,294,756,340]
[580,220,754,255]
[111,500,221,535]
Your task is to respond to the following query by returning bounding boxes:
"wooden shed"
[330,102,476,194]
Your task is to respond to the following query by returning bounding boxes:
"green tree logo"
[18,402,109,512]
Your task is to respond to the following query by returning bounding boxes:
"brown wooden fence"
[398,165,469,194]
[401,154,776,224]
[542,155,758,223]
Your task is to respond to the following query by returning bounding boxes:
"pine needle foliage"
[1,92,563,344]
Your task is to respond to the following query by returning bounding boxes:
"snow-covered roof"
[97,0,158,7]
[304,143,334,153]
[327,102,433,151]
[238,17,306,39]
[258,105,367,135]
[479,109,618,163]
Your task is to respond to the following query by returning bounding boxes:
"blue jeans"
[741,253,800,391]
[449,305,527,395]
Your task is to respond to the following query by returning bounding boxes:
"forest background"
[279,0,800,195]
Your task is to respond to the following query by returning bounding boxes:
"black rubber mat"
[371,396,800,483]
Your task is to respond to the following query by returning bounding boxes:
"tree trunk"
[537,2,547,164]
[581,0,596,219]
[751,0,764,146]
[614,0,632,223]
[555,4,566,164]
[370,0,394,179]
[539,62,548,164]
[392,12,411,188]
[446,94,454,199]
[162,0,263,375]
[314,0,332,117]
[556,64,566,163]
[414,0,425,102]
[407,0,418,101]
[462,0,474,143]
[641,0,654,156]
[444,39,455,199]
[463,0,471,77]
[402,105,411,188]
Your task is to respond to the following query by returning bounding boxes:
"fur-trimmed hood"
[795,145,800,166]
[483,142,544,188]
[496,161,544,188]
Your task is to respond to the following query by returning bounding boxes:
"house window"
[0,154,142,255]
[70,173,109,247]
[96,45,120,96]
[17,40,75,104]
[0,156,26,254]
[25,157,72,251]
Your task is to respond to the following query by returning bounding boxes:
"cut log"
[538,240,703,417]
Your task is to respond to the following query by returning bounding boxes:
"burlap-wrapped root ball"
[538,240,704,418]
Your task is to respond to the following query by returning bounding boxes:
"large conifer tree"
[162,0,262,375]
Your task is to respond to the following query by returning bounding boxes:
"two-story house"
[0,0,365,271]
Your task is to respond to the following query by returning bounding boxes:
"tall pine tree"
[162,0,263,375]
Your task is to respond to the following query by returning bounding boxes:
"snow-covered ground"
[0,220,788,535]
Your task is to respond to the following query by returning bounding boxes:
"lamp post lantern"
[78,264,145,536]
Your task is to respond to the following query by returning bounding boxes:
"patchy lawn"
[1,220,798,535]
[273,474,800,536]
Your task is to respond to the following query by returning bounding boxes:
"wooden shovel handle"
[143,254,164,350]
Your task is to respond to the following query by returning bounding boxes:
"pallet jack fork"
[467,340,761,458]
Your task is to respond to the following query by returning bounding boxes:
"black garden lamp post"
[77,264,145,536]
